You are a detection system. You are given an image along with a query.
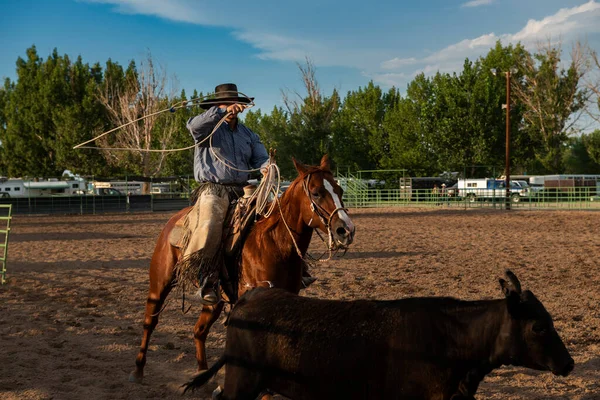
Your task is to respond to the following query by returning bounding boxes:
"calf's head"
[500,270,574,377]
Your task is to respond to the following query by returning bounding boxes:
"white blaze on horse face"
[323,179,355,232]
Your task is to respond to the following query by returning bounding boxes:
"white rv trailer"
[91,181,182,195]
[0,178,87,198]
[91,181,144,195]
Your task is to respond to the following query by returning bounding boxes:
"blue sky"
[1,0,599,114]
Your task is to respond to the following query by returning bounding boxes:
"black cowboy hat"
[199,83,254,109]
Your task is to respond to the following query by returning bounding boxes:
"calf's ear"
[499,278,514,297]
[499,277,521,314]
[499,277,521,299]
[505,270,522,294]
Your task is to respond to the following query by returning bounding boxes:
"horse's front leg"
[194,302,225,371]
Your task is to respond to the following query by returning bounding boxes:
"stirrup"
[196,277,221,305]
[196,288,221,305]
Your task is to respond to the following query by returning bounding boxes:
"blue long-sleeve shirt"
[187,106,269,184]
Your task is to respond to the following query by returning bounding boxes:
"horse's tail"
[183,355,227,393]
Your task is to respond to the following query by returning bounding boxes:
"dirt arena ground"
[1,208,599,400]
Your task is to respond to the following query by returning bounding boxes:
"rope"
[255,163,281,217]
[72,91,255,153]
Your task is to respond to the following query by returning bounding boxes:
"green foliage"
[1,47,113,177]
[333,82,396,171]
[564,131,600,173]
[514,43,589,173]
[245,106,295,177]
[160,89,196,177]
[0,42,597,179]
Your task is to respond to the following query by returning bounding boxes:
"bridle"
[301,173,350,253]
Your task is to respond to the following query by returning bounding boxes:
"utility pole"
[504,70,511,211]
[492,68,513,211]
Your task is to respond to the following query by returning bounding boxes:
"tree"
[582,45,600,126]
[512,40,591,173]
[159,88,196,177]
[384,74,437,175]
[0,79,10,173]
[52,58,113,176]
[282,59,339,173]
[333,82,398,172]
[96,54,180,190]
[0,47,115,177]
[244,105,293,174]
[562,134,600,174]
[1,46,53,176]
[583,130,600,168]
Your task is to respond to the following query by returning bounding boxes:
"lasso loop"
[72,91,255,153]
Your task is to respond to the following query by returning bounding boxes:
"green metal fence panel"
[0,204,13,284]
[337,176,600,211]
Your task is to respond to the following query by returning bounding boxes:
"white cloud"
[461,0,494,8]
[381,57,418,70]
[233,31,323,63]
[378,0,600,87]
[83,0,215,25]
[510,0,600,43]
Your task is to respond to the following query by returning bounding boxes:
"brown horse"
[129,155,355,383]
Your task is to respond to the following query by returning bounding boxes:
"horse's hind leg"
[130,234,178,383]
[194,302,225,371]
[129,275,174,383]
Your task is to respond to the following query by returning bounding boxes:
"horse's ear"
[320,154,331,171]
[293,158,309,175]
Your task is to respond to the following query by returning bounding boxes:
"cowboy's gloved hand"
[226,103,246,116]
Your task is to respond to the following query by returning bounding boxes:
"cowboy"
[441,183,448,206]
[180,83,270,305]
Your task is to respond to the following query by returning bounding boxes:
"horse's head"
[291,155,355,249]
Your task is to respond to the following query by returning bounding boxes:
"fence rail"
[0,193,192,215]
[0,204,12,284]
[343,187,600,210]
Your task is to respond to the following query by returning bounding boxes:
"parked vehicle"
[0,178,87,197]
[455,178,528,203]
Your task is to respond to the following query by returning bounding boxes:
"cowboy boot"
[302,275,317,288]
[301,262,317,288]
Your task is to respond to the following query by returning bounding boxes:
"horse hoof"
[212,385,223,399]
[128,370,143,384]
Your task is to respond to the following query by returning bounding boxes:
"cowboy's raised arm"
[249,131,270,172]
[186,106,224,142]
